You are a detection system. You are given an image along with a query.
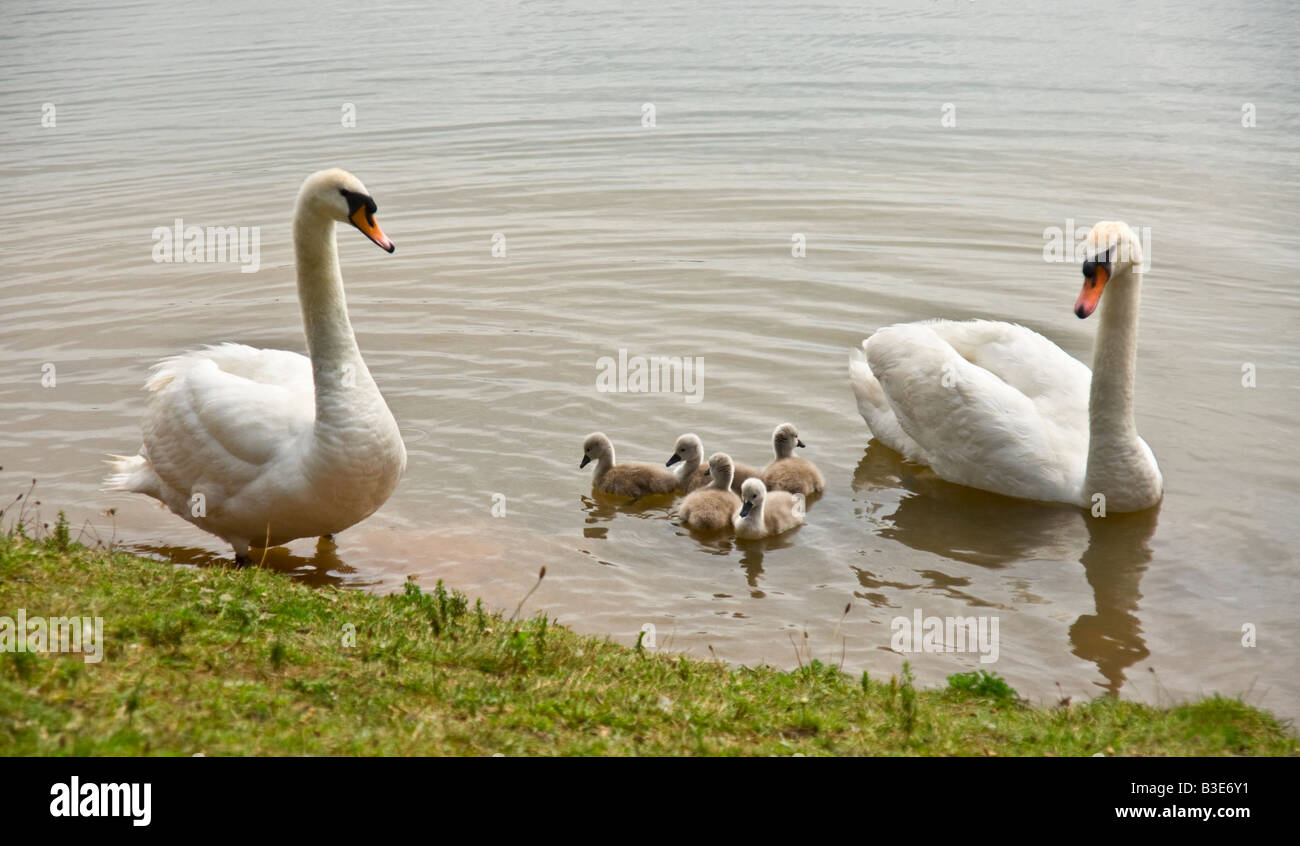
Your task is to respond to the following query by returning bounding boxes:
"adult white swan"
[848,221,1162,513]
[105,169,407,560]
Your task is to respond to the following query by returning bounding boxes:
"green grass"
[0,526,1294,756]
[947,669,1020,701]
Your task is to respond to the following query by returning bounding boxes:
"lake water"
[2,0,1298,719]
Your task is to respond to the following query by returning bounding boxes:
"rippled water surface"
[2,0,1298,717]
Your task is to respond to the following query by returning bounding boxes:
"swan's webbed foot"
[234,553,252,565]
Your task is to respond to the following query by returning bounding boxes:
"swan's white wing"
[865,322,1087,504]
[172,342,316,393]
[923,319,1091,428]
[141,344,315,506]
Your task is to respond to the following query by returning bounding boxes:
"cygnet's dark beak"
[666,454,681,467]
[579,455,591,469]
[739,501,753,518]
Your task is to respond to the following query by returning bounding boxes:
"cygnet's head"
[738,477,767,517]
[772,422,806,458]
[580,432,613,468]
[666,433,704,467]
[702,452,734,488]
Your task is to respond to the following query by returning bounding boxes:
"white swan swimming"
[848,221,1162,513]
[105,169,407,560]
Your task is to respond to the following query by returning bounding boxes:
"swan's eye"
[1082,246,1116,281]
[339,188,378,220]
[1082,256,1110,285]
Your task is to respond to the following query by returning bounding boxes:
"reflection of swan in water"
[852,445,1083,567]
[852,444,1157,695]
[122,536,359,588]
[732,535,800,596]
[578,493,675,539]
[1071,509,1157,695]
[577,493,780,597]
[662,513,801,598]
[658,520,797,596]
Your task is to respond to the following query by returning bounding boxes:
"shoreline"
[1,520,1293,757]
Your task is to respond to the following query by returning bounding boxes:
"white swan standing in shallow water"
[849,221,1162,513]
[105,169,407,561]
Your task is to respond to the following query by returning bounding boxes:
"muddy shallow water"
[2,0,1298,718]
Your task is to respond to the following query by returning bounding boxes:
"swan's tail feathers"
[143,353,195,393]
[103,453,160,498]
[849,341,926,461]
[848,345,886,428]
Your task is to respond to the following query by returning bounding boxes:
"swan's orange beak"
[350,205,395,253]
[1074,265,1107,319]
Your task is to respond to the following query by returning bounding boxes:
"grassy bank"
[1,527,1293,756]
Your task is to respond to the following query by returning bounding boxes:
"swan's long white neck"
[1088,270,1140,439]
[294,206,380,426]
[1084,269,1159,508]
